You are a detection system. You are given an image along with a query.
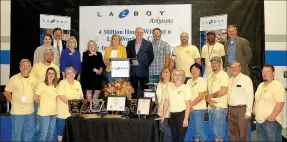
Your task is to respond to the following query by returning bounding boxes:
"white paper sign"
[111,60,130,77]
[40,14,71,30]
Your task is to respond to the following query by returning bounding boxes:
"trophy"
[121,107,130,119]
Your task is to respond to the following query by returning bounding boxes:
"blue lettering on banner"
[119,9,129,18]
[51,19,55,23]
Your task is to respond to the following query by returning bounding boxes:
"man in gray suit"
[224,25,252,76]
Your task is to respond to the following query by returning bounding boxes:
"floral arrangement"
[103,78,134,99]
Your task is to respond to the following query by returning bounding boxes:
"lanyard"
[18,74,30,96]
[208,45,215,60]
[210,72,218,91]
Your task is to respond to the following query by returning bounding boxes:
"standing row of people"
[4,58,83,141]
[155,59,285,142]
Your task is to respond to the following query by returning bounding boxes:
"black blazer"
[51,39,67,49]
[126,39,154,77]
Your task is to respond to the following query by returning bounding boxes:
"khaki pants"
[228,106,250,141]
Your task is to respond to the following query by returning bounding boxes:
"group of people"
[3,25,285,142]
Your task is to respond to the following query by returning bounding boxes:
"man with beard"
[30,48,60,139]
[170,32,201,83]
[206,56,229,142]
[31,48,60,87]
[201,31,225,78]
[149,28,171,83]
[253,64,286,141]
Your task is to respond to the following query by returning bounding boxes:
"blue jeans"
[149,75,160,83]
[56,118,66,136]
[208,108,228,140]
[190,110,206,141]
[11,113,35,141]
[34,103,40,140]
[37,115,56,141]
[256,120,282,141]
[159,118,171,142]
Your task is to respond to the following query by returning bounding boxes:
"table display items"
[136,98,152,119]
[104,96,126,118]
[68,99,104,118]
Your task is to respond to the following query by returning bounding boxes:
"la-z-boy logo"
[42,19,68,24]
[97,9,165,19]
[202,19,224,25]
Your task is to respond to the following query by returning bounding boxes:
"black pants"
[169,110,187,142]
[130,76,148,99]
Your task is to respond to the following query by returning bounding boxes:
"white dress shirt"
[53,39,63,55]
[228,73,254,116]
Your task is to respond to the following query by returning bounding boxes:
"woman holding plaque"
[186,63,207,141]
[157,68,193,142]
[81,40,105,99]
[156,67,172,142]
[56,67,83,142]
[34,67,58,141]
[104,34,127,82]
[60,36,81,81]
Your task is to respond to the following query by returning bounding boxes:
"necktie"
[57,41,60,55]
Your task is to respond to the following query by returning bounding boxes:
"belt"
[229,105,246,108]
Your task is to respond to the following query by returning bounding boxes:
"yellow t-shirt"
[5,73,36,115]
[171,45,200,77]
[201,42,225,76]
[30,62,60,89]
[186,77,207,110]
[35,82,58,116]
[165,83,193,112]
[57,79,83,119]
[255,80,286,126]
[207,70,229,108]
[156,82,172,118]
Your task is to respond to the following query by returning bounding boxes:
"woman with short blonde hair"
[56,67,83,141]
[157,68,193,142]
[60,36,81,81]
[104,34,127,82]
[81,40,105,99]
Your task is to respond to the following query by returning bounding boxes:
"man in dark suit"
[126,27,154,99]
[51,27,67,56]
[224,25,252,76]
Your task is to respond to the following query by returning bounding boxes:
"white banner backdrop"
[40,14,71,45]
[79,4,192,56]
[40,14,71,30]
[200,14,228,31]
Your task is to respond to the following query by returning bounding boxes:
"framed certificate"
[143,91,156,101]
[136,98,152,115]
[107,96,126,111]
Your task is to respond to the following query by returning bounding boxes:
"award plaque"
[68,99,84,116]
[90,99,104,113]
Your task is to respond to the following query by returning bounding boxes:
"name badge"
[21,96,26,103]
[207,61,211,67]
[69,53,73,55]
